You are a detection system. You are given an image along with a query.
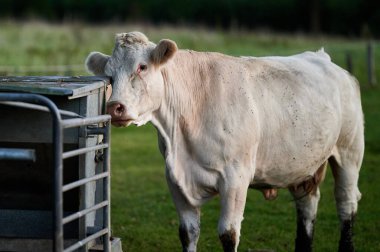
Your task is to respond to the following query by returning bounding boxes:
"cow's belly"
[253,119,339,188]
[251,76,342,188]
[252,155,330,188]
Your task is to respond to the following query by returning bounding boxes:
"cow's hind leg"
[166,174,200,252]
[289,184,321,252]
[289,162,327,252]
[329,145,363,252]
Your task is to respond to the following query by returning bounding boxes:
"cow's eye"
[137,64,147,73]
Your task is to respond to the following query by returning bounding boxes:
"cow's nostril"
[115,104,125,114]
[107,103,126,117]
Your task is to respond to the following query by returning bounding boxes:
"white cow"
[86,32,364,252]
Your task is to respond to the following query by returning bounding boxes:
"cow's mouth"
[111,119,134,127]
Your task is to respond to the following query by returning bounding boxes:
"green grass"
[1,21,379,251]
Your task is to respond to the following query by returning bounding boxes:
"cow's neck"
[152,50,213,155]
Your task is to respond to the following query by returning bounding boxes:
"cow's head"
[86,31,177,127]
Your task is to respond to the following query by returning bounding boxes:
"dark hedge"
[0,0,379,37]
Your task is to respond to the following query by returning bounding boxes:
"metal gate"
[0,77,120,252]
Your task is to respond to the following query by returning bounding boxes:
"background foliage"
[1,0,380,37]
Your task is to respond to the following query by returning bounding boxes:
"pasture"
[0,21,379,251]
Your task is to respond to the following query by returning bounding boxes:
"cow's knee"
[217,186,247,252]
[176,209,200,252]
[179,221,200,252]
[334,181,361,223]
[329,155,361,220]
[219,229,237,252]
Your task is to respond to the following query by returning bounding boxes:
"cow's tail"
[316,47,331,61]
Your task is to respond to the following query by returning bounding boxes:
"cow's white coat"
[86,32,364,251]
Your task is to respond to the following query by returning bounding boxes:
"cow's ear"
[85,52,110,75]
[151,39,177,66]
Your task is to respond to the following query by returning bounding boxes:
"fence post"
[367,41,377,86]
[345,52,353,74]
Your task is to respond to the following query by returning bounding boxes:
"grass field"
[1,21,379,251]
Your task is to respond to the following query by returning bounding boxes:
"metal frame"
[0,148,36,161]
[0,93,111,252]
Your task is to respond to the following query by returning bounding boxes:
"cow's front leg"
[218,180,249,252]
[289,186,321,252]
[178,207,200,252]
[166,174,200,252]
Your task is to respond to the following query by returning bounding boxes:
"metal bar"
[0,93,64,252]
[63,228,109,252]
[103,121,111,252]
[0,148,36,162]
[345,52,353,74]
[52,101,64,252]
[62,143,108,159]
[62,201,109,225]
[0,101,82,118]
[86,126,107,136]
[62,115,111,129]
[62,172,109,192]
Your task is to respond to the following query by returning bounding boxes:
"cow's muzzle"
[106,102,132,127]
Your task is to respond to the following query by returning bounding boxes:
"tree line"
[1,0,379,37]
